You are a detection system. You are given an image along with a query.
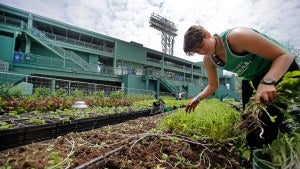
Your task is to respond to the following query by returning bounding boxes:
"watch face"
[263,77,275,84]
[264,78,273,83]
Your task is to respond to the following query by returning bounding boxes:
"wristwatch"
[260,77,277,85]
[193,96,201,103]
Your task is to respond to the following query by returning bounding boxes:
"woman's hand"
[255,84,277,104]
[185,97,200,113]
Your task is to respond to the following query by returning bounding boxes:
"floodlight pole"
[149,13,177,55]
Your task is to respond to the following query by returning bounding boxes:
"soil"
[0,111,244,169]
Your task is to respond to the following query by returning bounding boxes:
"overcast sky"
[1,0,299,62]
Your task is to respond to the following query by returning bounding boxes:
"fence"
[0,71,155,97]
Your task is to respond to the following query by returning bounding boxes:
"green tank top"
[219,28,291,80]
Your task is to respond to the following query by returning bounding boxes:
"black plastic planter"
[56,120,79,136]
[125,111,142,120]
[78,117,96,132]
[108,113,123,124]
[24,123,56,144]
[94,115,110,128]
[0,108,153,151]
[0,127,25,151]
[133,110,148,119]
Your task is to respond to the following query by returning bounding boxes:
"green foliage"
[91,90,106,98]
[46,151,63,166]
[0,83,23,99]
[127,93,155,100]
[277,70,300,103]
[163,99,189,108]
[256,133,300,168]
[132,100,156,108]
[240,70,300,136]
[245,71,300,168]
[52,88,68,98]
[31,87,51,98]
[109,90,125,99]
[276,70,300,132]
[28,118,46,125]
[0,121,15,130]
[157,98,241,140]
[71,89,84,99]
[158,95,176,100]
[222,98,242,111]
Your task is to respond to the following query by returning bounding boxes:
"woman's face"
[196,35,215,56]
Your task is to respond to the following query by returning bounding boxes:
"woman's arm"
[228,28,294,103]
[200,55,220,98]
[185,55,219,112]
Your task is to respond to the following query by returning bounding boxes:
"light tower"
[149,13,178,55]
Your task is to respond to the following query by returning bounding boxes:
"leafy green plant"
[158,95,176,100]
[240,70,300,168]
[71,89,84,99]
[0,121,15,130]
[255,133,300,168]
[28,117,45,125]
[46,151,63,166]
[239,70,300,135]
[31,87,51,98]
[52,88,68,98]
[157,98,241,140]
[127,93,155,100]
[91,90,106,98]
[110,90,126,99]
[0,83,23,99]
[277,70,300,104]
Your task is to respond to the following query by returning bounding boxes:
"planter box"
[24,123,56,144]
[123,111,139,120]
[56,120,79,136]
[94,115,110,128]
[78,117,96,132]
[126,110,147,120]
[0,127,25,151]
[108,113,123,125]
[141,109,151,117]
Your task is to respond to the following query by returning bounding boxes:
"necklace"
[211,36,225,67]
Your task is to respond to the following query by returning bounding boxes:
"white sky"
[1,0,299,63]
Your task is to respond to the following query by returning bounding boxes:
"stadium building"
[0,3,239,99]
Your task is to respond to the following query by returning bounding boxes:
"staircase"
[159,77,180,95]
[24,27,89,70]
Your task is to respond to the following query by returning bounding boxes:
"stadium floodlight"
[149,12,178,55]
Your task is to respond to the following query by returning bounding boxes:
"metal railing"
[159,77,179,94]
[25,27,89,70]
[147,57,161,64]
[0,15,24,29]
[43,31,114,53]
[143,68,161,77]
[23,53,81,70]
[0,71,156,97]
